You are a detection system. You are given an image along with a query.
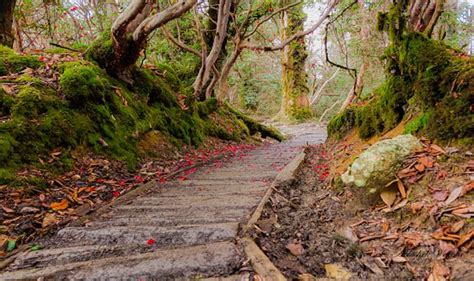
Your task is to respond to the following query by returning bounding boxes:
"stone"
[341,134,422,194]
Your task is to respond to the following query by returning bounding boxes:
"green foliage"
[0,45,42,75]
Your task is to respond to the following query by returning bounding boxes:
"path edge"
[240,149,306,280]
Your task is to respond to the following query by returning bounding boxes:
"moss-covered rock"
[341,134,423,194]
[0,45,42,75]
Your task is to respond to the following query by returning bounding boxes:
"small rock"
[20,207,40,214]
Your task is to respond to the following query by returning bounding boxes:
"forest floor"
[0,124,327,279]
[253,135,473,280]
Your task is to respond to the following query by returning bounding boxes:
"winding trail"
[1,124,326,280]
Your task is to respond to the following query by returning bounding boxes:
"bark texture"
[0,0,16,47]
[280,0,311,120]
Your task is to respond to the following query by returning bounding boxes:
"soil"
[252,144,473,280]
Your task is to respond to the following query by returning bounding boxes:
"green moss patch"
[0,45,42,75]
[328,32,473,143]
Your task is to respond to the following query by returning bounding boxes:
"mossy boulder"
[341,134,422,194]
[0,45,42,75]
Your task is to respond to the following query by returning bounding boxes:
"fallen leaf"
[415,163,426,172]
[42,213,60,228]
[380,187,397,207]
[325,263,352,280]
[20,207,40,214]
[433,190,448,201]
[6,240,16,252]
[0,234,10,248]
[456,230,473,247]
[444,186,464,205]
[446,220,465,234]
[430,144,446,154]
[438,241,458,256]
[1,205,15,213]
[403,232,423,248]
[50,199,68,211]
[286,242,304,256]
[428,261,450,281]
[418,156,434,168]
[392,256,407,263]
[397,180,406,198]
[39,194,46,201]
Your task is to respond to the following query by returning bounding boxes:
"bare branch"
[242,0,339,51]
[161,26,202,58]
[244,1,302,39]
[133,0,197,43]
[112,0,147,38]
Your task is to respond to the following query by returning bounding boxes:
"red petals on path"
[146,239,155,245]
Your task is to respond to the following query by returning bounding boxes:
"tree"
[0,0,16,47]
[88,0,197,81]
[280,0,311,120]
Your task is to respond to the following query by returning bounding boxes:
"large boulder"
[341,134,423,194]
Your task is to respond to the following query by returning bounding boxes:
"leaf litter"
[251,139,473,280]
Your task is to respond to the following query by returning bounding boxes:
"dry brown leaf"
[1,204,15,213]
[42,213,60,228]
[392,256,407,263]
[419,156,434,168]
[286,242,304,256]
[397,180,406,198]
[382,221,390,233]
[438,241,458,256]
[415,163,426,172]
[428,261,450,281]
[50,199,69,211]
[380,187,397,207]
[444,186,464,206]
[324,263,352,280]
[447,220,465,234]
[456,230,474,247]
[403,232,423,248]
[433,190,448,201]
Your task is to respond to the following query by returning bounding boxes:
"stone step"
[1,242,242,280]
[132,193,262,209]
[55,223,239,247]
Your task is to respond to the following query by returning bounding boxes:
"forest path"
[1,124,326,280]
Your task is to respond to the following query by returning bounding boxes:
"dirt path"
[1,124,326,280]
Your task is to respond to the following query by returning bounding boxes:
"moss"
[329,31,473,142]
[0,45,42,75]
[0,87,15,116]
[404,112,431,134]
[327,108,356,139]
[84,32,115,71]
[11,85,62,119]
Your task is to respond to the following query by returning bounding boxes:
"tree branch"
[133,0,197,43]
[242,0,339,51]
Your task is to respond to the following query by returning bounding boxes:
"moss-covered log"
[225,103,285,141]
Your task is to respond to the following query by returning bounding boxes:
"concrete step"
[55,223,239,247]
[132,193,262,209]
[1,242,242,280]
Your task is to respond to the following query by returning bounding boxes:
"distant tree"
[0,0,16,47]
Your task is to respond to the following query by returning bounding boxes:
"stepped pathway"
[1,124,326,280]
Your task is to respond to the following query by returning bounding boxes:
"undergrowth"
[0,46,280,185]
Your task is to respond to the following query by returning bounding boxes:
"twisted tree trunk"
[89,0,197,81]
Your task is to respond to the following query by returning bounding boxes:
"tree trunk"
[0,0,16,48]
[88,0,197,81]
[280,0,311,120]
